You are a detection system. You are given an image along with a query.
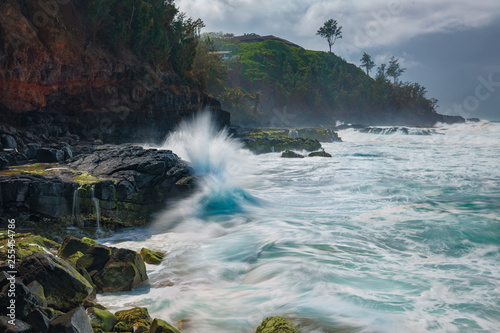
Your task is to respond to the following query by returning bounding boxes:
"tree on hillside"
[316,19,342,53]
[375,63,387,81]
[360,52,375,76]
[249,91,263,114]
[386,56,406,84]
[192,35,228,95]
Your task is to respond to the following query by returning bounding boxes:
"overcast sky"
[178,0,500,120]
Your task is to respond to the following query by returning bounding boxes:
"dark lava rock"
[16,253,93,311]
[281,150,304,158]
[76,245,112,273]
[0,316,32,333]
[93,248,148,292]
[1,134,18,149]
[48,306,93,333]
[58,236,97,260]
[308,151,332,157]
[36,148,65,163]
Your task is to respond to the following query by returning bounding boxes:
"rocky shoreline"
[0,233,299,333]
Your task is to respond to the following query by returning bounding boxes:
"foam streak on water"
[98,119,500,333]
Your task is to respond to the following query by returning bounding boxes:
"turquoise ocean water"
[98,116,500,333]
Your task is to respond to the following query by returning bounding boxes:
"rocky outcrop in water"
[232,128,323,154]
[0,145,193,234]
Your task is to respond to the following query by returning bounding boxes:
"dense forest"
[87,0,204,78]
[201,33,441,126]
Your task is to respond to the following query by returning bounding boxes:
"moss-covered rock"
[0,232,59,262]
[256,316,298,333]
[39,306,64,320]
[308,151,332,157]
[16,253,93,311]
[241,130,322,154]
[114,320,133,332]
[93,248,148,292]
[140,248,165,265]
[58,235,97,260]
[86,307,118,332]
[150,318,181,333]
[66,251,84,267]
[281,150,304,158]
[27,281,47,307]
[296,128,342,142]
[115,307,152,330]
[75,244,112,272]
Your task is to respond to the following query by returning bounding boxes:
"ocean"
[97,115,500,333]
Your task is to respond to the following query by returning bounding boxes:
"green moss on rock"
[114,321,133,332]
[93,248,148,292]
[66,251,85,267]
[140,248,164,265]
[58,235,97,260]
[256,316,298,333]
[115,307,152,329]
[87,307,118,332]
[150,318,180,333]
[0,232,59,262]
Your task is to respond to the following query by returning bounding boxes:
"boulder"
[255,316,297,333]
[27,281,48,307]
[150,318,181,333]
[140,248,164,265]
[93,248,148,292]
[25,308,51,332]
[75,244,112,273]
[115,307,152,330]
[26,143,40,160]
[58,236,97,260]
[36,148,65,163]
[86,307,117,332]
[281,150,304,158]
[16,253,93,311]
[0,316,31,333]
[1,134,17,149]
[308,151,332,157]
[48,306,93,333]
[0,280,41,319]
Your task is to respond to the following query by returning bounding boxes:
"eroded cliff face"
[0,0,228,143]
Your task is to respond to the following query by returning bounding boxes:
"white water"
[98,117,500,333]
[91,185,102,235]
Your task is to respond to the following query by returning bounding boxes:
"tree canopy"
[316,19,342,53]
[386,56,406,84]
[360,52,375,76]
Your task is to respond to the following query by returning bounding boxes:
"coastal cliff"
[0,0,229,143]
